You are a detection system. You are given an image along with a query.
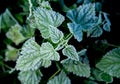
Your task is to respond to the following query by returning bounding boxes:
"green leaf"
[6,24,26,45]
[16,40,60,71]
[61,58,90,77]
[66,3,96,30]
[33,7,65,38]
[18,70,42,84]
[67,23,83,42]
[21,25,35,39]
[92,69,103,81]
[47,71,71,84]
[78,49,89,64]
[40,42,60,61]
[49,26,64,43]
[5,45,19,61]
[0,16,2,32]
[96,48,120,78]
[0,9,17,31]
[41,59,51,68]
[62,45,79,61]
[92,69,113,83]
[84,80,98,84]
[100,72,113,83]
[16,37,41,71]
[39,1,52,10]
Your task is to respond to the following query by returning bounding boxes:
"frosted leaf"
[62,45,79,61]
[49,26,64,43]
[47,71,71,84]
[96,48,120,78]
[61,58,90,77]
[33,7,65,38]
[6,24,25,45]
[18,70,42,84]
[16,37,41,71]
[40,42,60,61]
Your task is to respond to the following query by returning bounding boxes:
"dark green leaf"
[96,48,120,78]
[47,71,71,84]
[61,58,90,77]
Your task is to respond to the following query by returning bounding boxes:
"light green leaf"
[96,48,120,78]
[47,71,71,84]
[39,1,52,10]
[40,42,60,61]
[41,59,51,68]
[16,37,41,71]
[5,45,19,61]
[18,70,42,84]
[6,24,26,45]
[61,58,90,77]
[49,26,64,43]
[62,45,79,61]
[33,7,65,38]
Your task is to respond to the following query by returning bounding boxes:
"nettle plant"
[0,0,119,84]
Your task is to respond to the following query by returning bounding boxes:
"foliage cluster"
[0,0,119,84]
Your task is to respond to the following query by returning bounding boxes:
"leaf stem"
[105,43,120,48]
[65,33,73,40]
[48,69,61,80]
[55,33,73,51]
[27,0,33,19]
[0,61,13,71]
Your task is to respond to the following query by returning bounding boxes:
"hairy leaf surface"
[61,59,90,77]
[49,26,64,43]
[33,7,65,38]
[18,70,42,84]
[5,45,18,61]
[96,48,120,78]
[40,42,60,61]
[16,37,41,71]
[103,12,111,32]
[47,71,71,84]
[67,23,83,42]
[6,24,26,45]
[67,3,96,30]
[0,9,16,31]
[62,45,79,61]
